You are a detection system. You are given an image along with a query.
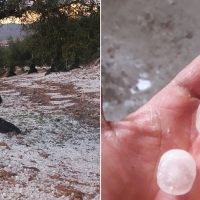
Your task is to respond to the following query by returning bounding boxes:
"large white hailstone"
[157,149,196,195]
[196,105,200,134]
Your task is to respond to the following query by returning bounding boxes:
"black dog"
[0,118,21,134]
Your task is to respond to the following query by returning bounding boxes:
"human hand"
[101,56,200,200]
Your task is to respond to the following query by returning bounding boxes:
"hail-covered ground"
[0,61,100,200]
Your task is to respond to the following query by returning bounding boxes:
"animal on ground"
[0,118,21,134]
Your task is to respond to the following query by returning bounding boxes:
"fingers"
[174,55,200,97]
[101,56,200,130]
[154,190,179,200]
[121,56,200,125]
[101,88,111,132]
[101,108,110,131]
[150,55,200,109]
[150,55,200,111]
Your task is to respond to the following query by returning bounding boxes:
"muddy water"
[102,0,200,121]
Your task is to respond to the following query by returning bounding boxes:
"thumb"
[101,88,112,132]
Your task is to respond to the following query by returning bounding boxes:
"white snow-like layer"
[0,63,100,199]
[130,88,137,94]
[46,93,70,99]
[50,100,71,105]
[196,104,200,134]
[136,79,152,91]
[0,112,99,199]
[157,149,196,195]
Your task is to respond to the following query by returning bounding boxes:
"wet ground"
[101,0,200,121]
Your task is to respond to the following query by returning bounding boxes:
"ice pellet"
[196,105,200,133]
[157,149,196,195]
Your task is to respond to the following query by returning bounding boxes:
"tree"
[0,0,100,75]
[6,37,20,76]
[0,0,28,21]
[0,45,7,76]
[5,36,32,76]
[19,35,38,74]
[22,0,100,73]
[0,45,6,68]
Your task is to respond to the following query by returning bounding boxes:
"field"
[0,62,100,200]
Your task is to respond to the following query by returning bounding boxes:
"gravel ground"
[0,62,100,200]
[101,0,200,121]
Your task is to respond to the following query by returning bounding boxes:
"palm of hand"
[102,57,200,200]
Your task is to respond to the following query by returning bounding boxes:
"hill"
[0,24,24,41]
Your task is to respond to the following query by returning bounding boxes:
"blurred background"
[101,0,200,121]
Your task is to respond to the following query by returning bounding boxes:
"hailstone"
[196,104,200,134]
[157,149,196,195]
